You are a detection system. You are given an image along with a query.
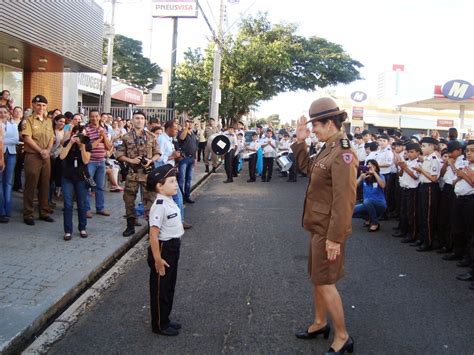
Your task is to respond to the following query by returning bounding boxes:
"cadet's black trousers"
[288,153,297,181]
[418,183,440,247]
[248,153,257,180]
[399,187,418,240]
[148,239,180,331]
[437,183,455,249]
[451,195,474,259]
[262,157,274,181]
[224,150,235,180]
[384,173,398,214]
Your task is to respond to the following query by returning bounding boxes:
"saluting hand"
[155,258,169,276]
[295,115,310,143]
[326,240,341,261]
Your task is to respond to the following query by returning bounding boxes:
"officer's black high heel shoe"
[295,324,331,339]
[326,336,354,354]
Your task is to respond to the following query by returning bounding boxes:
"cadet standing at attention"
[146,164,184,336]
[115,110,161,237]
[21,95,55,225]
[292,97,357,355]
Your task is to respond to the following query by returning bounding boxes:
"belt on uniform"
[401,186,418,190]
[420,182,438,186]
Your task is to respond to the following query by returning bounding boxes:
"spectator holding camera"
[352,159,387,232]
[59,125,92,240]
[84,109,112,218]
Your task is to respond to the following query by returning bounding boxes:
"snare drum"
[276,154,292,172]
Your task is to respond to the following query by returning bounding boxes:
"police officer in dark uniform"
[115,110,161,236]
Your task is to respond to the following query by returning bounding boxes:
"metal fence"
[79,106,184,124]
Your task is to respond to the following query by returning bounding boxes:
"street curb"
[7,167,218,355]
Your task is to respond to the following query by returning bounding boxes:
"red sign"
[392,64,405,72]
[352,106,364,120]
[437,119,454,128]
[112,88,143,105]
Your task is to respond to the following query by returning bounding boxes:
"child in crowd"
[146,164,184,336]
[412,137,441,251]
[394,142,422,243]
[246,132,260,183]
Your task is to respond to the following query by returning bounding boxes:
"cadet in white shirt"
[365,141,379,164]
[261,128,277,182]
[354,134,367,163]
[438,141,468,254]
[223,126,237,183]
[450,141,474,288]
[412,137,441,251]
[246,132,260,182]
[146,164,184,336]
[394,142,422,244]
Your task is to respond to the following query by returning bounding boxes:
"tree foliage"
[104,34,162,91]
[170,13,362,124]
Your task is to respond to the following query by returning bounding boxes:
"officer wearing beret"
[21,95,55,225]
[292,97,357,354]
[115,110,161,237]
[146,164,184,336]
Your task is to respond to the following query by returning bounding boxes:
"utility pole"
[167,17,179,110]
[210,0,225,121]
[103,0,117,113]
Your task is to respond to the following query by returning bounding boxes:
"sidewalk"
[0,162,211,354]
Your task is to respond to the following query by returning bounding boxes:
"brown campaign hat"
[308,97,346,123]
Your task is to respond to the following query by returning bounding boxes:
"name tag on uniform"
[167,213,178,219]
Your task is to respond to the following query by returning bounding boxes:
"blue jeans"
[0,152,17,217]
[62,178,87,233]
[172,188,184,222]
[85,161,106,212]
[178,156,194,199]
[353,198,386,225]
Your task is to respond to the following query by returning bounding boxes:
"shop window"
[0,64,23,109]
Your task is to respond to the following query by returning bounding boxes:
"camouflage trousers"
[123,172,156,219]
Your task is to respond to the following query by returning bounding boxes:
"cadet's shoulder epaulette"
[156,199,163,205]
[340,139,350,149]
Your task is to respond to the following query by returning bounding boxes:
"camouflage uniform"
[204,125,219,170]
[115,129,160,221]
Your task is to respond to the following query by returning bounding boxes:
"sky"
[98,0,474,122]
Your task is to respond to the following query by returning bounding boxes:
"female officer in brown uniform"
[291,97,357,355]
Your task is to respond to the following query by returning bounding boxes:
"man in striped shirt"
[85,109,112,218]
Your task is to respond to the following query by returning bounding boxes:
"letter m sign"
[442,80,474,101]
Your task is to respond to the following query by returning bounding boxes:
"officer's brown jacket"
[291,131,358,243]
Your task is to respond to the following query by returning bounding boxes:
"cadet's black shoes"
[295,324,331,339]
[169,321,182,330]
[153,325,179,336]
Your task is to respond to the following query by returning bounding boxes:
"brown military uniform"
[115,129,160,219]
[292,131,358,285]
[21,114,54,219]
[204,125,219,168]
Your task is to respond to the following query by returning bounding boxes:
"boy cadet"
[146,164,185,336]
[354,134,367,163]
[376,134,396,214]
[365,141,379,164]
[233,132,245,176]
[438,141,468,254]
[223,126,237,183]
[394,142,422,243]
[246,132,260,182]
[450,141,474,290]
[412,137,441,251]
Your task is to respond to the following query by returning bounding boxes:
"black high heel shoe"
[326,336,354,354]
[295,324,331,339]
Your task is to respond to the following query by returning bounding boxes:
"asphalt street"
[48,168,474,354]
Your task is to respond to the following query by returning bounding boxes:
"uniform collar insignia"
[340,139,350,149]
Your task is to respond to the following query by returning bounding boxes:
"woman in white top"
[261,128,277,182]
[0,105,20,222]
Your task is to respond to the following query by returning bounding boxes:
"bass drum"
[208,134,231,155]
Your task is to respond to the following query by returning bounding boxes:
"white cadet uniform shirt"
[376,146,394,175]
[454,163,474,196]
[399,158,422,189]
[354,143,367,163]
[365,151,378,164]
[444,155,469,185]
[419,152,441,183]
[262,137,277,158]
[278,139,291,152]
[149,194,184,241]
[247,141,260,155]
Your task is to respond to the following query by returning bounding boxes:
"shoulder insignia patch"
[340,139,350,149]
[341,153,353,165]
[156,199,163,205]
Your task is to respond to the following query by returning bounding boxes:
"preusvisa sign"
[441,79,474,101]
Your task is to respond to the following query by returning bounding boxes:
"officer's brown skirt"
[308,234,345,285]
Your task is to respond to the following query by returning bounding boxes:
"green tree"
[104,34,161,91]
[170,13,362,124]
